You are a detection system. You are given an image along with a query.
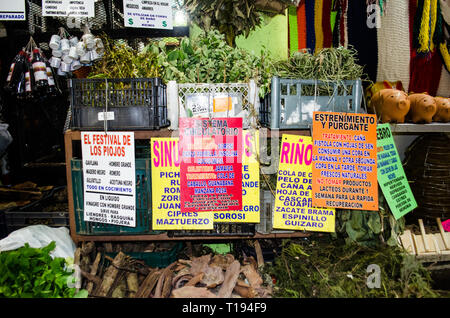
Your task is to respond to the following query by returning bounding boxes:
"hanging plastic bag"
[0,224,76,259]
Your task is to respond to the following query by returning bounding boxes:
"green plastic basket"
[71,158,162,235]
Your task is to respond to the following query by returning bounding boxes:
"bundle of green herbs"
[334,192,406,247]
[0,241,87,298]
[146,30,274,97]
[183,0,263,47]
[273,47,368,95]
[88,35,161,79]
[266,237,440,298]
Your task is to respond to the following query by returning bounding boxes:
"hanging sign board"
[273,134,335,232]
[123,0,173,29]
[179,117,243,213]
[0,1,25,21]
[311,112,378,211]
[151,131,259,230]
[215,130,260,223]
[81,132,136,227]
[42,0,95,17]
[151,137,214,230]
[376,123,417,219]
[184,93,243,118]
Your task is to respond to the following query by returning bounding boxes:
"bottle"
[46,61,61,97]
[24,58,34,100]
[15,71,26,100]
[31,48,48,91]
[4,50,26,93]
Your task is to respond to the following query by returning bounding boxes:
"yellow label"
[273,134,335,233]
[213,97,232,112]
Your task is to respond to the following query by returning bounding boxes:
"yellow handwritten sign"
[151,138,214,230]
[273,134,335,232]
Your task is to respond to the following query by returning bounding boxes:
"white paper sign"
[42,0,95,17]
[81,132,136,227]
[0,1,26,21]
[123,0,173,29]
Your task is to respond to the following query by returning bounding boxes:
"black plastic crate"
[168,223,256,237]
[69,78,169,130]
[0,210,7,239]
[4,211,69,233]
[0,186,69,235]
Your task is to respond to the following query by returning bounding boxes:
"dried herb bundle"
[88,35,161,79]
[273,47,368,95]
[266,237,439,298]
[183,0,263,46]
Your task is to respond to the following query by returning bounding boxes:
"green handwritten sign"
[376,124,417,219]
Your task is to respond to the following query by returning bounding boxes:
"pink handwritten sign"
[443,219,450,232]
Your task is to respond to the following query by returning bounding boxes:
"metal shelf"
[390,123,450,133]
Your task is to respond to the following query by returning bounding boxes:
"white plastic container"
[50,56,61,68]
[68,46,79,60]
[60,39,70,54]
[60,61,71,72]
[49,34,61,50]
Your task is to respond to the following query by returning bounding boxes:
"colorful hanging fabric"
[297,1,307,50]
[409,49,443,95]
[347,1,378,82]
[413,0,440,54]
[314,0,324,52]
[305,0,316,52]
[410,0,443,95]
[322,0,333,48]
[439,24,450,72]
[376,0,411,91]
[339,0,349,47]
[440,42,450,71]
[289,6,299,55]
[332,2,342,47]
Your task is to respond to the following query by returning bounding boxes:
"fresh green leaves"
[183,0,263,46]
[0,242,88,298]
[335,193,406,247]
[148,30,274,97]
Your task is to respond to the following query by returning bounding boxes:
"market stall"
[0,0,449,300]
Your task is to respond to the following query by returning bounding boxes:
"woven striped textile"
[297,1,307,50]
[376,0,411,91]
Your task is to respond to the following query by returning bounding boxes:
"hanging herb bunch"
[183,0,263,47]
[147,30,274,97]
[88,34,161,79]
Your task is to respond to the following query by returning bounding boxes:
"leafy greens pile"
[267,237,439,298]
[0,241,87,298]
[146,30,274,97]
